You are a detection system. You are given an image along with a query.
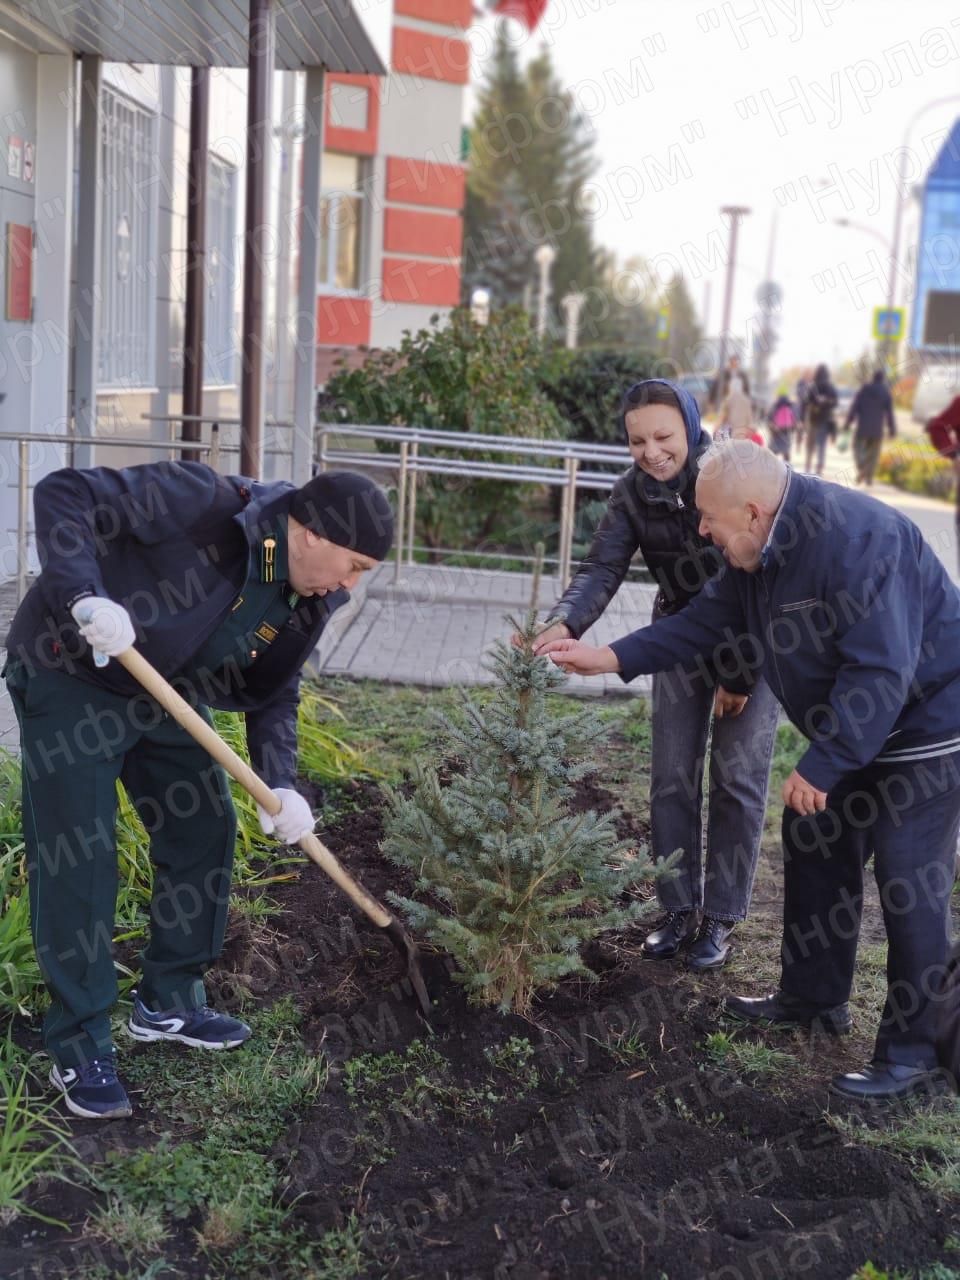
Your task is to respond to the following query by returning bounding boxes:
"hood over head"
[619,378,706,502]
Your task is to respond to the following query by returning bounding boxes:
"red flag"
[492,0,548,31]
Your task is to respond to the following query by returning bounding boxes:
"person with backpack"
[804,364,839,476]
[767,391,798,461]
[845,371,896,487]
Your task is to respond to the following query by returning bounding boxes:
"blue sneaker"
[49,1055,132,1120]
[127,993,251,1050]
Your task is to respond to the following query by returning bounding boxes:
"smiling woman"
[625,389,690,482]
[535,378,781,974]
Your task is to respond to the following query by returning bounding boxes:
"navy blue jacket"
[610,471,960,793]
[5,462,348,789]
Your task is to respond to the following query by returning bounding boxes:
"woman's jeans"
[650,661,780,922]
[805,424,831,474]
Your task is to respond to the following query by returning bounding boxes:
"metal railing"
[0,429,231,604]
[4,419,637,608]
[316,422,633,586]
[141,414,295,467]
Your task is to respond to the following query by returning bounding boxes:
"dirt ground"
[4,727,959,1279]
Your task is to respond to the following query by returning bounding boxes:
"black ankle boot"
[686,916,734,972]
[641,909,700,959]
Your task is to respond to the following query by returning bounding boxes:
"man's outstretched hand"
[782,769,828,816]
[537,638,620,676]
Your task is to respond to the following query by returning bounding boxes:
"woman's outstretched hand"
[537,638,620,676]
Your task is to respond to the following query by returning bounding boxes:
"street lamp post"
[834,217,896,368]
[470,287,491,326]
[716,206,750,393]
[534,243,556,340]
[560,291,586,349]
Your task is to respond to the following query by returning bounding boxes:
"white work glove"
[257,788,315,844]
[70,596,136,662]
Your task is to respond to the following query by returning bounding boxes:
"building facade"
[0,0,468,578]
[909,118,960,357]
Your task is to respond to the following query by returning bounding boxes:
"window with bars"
[98,86,157,388]
[318,152,365,293]
[204,155,239,385]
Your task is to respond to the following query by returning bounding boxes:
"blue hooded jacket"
[610,469,960,792]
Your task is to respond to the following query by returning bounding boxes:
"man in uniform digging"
[539,440,960,1101]
[4,461,392,1119]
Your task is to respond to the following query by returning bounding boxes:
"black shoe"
[641,909,700,960]
[830,1061,953,1101]
[723,990,852,1036]
[50,1054,132,1120]
[687,916,734,972]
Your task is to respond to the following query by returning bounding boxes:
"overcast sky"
[467,0,960,376]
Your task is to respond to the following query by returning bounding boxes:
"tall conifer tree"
[464,32,602,322]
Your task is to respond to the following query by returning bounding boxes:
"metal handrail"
[5,430,226,604]
[142,414,294,466]
[4,418,635,607]
[319,421,628,460]
[316,422,631,585]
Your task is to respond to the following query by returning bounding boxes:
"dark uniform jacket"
[845,379,895,440]
[610,470,960,794]
[5,462,348,789]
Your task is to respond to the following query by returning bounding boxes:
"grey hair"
[697,439,787,509]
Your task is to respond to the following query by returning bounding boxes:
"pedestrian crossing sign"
[872,307,905,340]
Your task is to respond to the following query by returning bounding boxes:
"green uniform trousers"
[5,661,237,1070]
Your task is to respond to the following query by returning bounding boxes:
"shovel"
[113,647,432,1018]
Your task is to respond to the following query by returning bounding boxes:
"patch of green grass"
[229,890,283,921]
[309,1213,367,1280]
[830,1101,960,1199]
[0,846,41,1017]
[86,1199,169,1257]
[98,1000,327,1275]
[704,1031,796,1079]
[121,999,324,1148]
[849,941,890,1032]
[614,705,653,753]
[321,679,469,781]
[0,1051,78,1228]
[763,721,808,834]
[589,1023,650,1067]
[851,1265,960,1279]
[704,1030,736,1063]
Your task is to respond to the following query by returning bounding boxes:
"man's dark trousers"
[780,753,960,1068]
[5,661,237,1070]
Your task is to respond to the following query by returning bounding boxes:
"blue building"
[910,119,960,352]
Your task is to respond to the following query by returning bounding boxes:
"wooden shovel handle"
[115,648,392,928]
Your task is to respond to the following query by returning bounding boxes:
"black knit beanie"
[290,471,394,561]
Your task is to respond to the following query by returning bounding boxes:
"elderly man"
[4,461,392,1119]
[540,440,960,1100]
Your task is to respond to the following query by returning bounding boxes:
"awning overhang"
[0,0,386,73]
